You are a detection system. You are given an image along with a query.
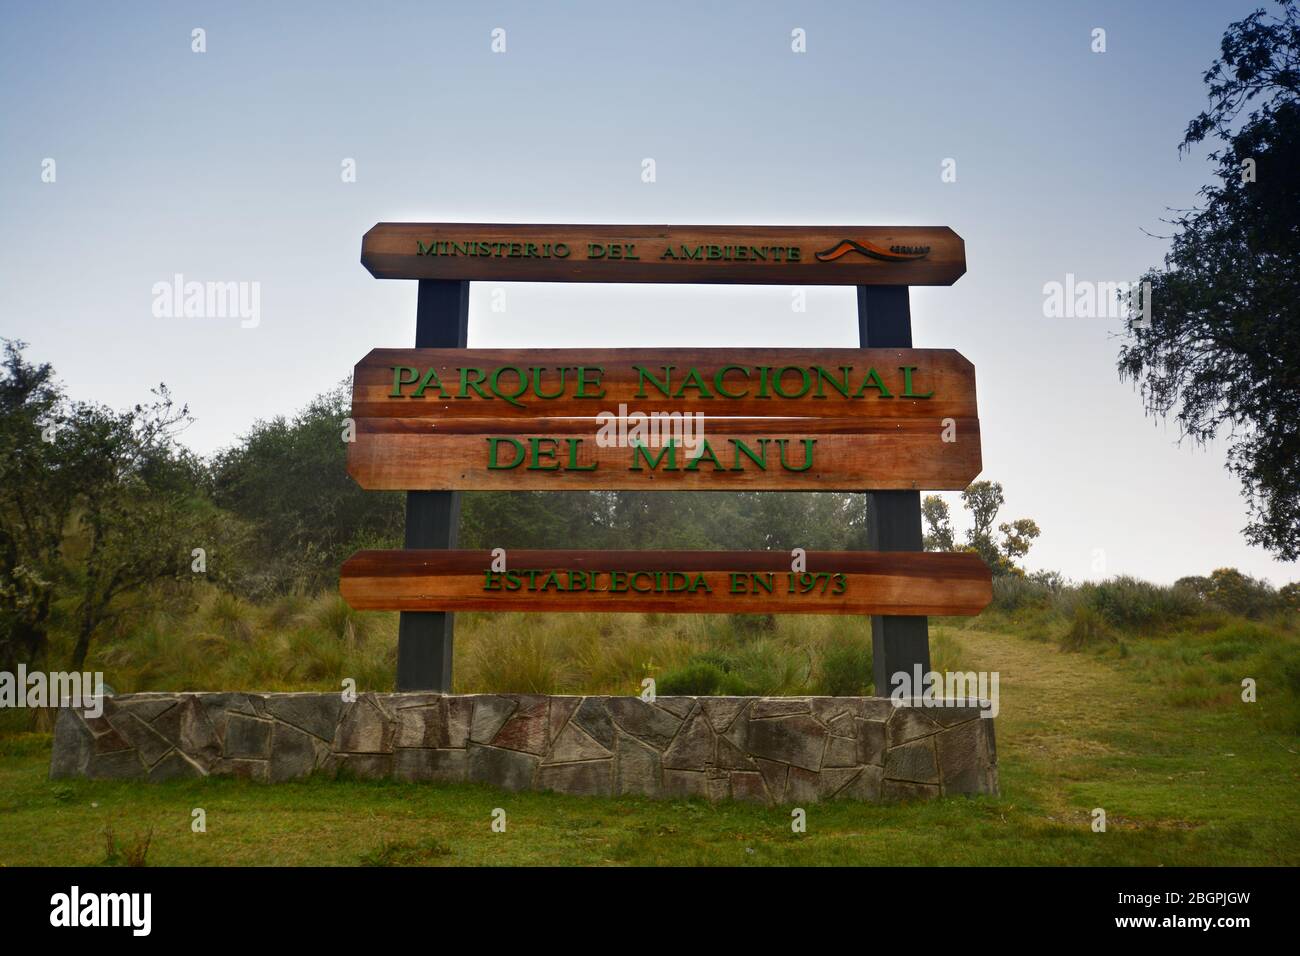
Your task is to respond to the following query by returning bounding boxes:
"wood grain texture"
[361,223,966,285]
[347,347,982,491]
[339,550,992,616]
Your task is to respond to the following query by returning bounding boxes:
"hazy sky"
[2,0,1293,586]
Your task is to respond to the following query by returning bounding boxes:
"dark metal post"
[395,279,469,691]
[857,286,931,696]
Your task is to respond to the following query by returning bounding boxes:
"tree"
[1118,0,1300,559]
[921,495,955,551]
[0,341,222,670]
[211,381,405,596]
[923,481,1041,576]
[0,342,67,672]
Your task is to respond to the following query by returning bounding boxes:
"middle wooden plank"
[348,347,981,491]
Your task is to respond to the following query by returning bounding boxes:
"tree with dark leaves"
[1118,0,1300,559]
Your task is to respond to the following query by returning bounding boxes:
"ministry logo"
[814,239,932,262]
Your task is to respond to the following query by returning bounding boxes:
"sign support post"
[857,285,932,694]
[395,279,469,691]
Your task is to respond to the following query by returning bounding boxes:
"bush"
[815,638,872,696]
[1059,605,1116,651]
[1080,576,1201,629]
[657,661,726,695]
[1204,568,1282,618]
[992,574,1055,612]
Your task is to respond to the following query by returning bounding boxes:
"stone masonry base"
[50,693,997,803]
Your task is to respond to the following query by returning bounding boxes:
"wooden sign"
[347,347,981,491]
[340,550,993,616]
[361,223,966,286]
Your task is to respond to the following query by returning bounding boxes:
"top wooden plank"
[361,223,966,285]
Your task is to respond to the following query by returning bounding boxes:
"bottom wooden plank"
[339,549,991,616]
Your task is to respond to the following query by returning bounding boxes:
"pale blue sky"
[2,0,1293,585]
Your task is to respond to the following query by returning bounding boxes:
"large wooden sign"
[347,347,981,491]
[362,223,966,285]
[340,550,992,616]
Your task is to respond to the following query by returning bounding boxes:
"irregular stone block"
[445,697,473,748]
[855,719,887,766]
[537,760,613,797]
[219,758,269,783]
[116,697,178,723]
[839,765,884,802]
[545,722,611,764]
[87,749,144,780]
[729,770,768,804]
[394,748,466,783]
[329,753,393,779]
[662,708,715,770]
[614,730,661,798]
[264,694,344,741]
[884,738,939,785]
[148,751,203,782]
[198,692,257,742]
[751,698,811,718]
[547,697,582,746]
[929,704,987,727]
[705,768,730,803]
[49,709,94,778]
[469,696,517,744]
[716,736,756,771]
[935,719,994,795]
[152,696,221,769]
[886,708,941,747]
[269,721,319,782]
[754,757,789,803]
[224,715,272,759]
[701,697,748,733]
[826,712,856,738]
[663,769,708,800]
[654,697,695,718]
[745,714,826,772]
[882,779,941,802]
[574,696,614,750]
[396,706,445,750]
[824,735,858,768]
[107,711,173,767]
[491,695,549,754]
[605,697,682,750]
[817,767,861,799]
[334,695,394,754]
[467,744,538,792]
[786,766,821,804]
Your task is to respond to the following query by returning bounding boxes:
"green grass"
[1,615,1296,866]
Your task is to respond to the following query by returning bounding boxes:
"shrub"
[1082,576,1201,629]
[815,638,872,696]
[1204,568,1281,618]
[992,574,1055,611]
[657,661,725,695]
[1059,604,1116,651]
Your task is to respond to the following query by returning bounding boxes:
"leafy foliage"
[1118,0,1300,558]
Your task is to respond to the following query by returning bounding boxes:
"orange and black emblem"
[814,240,932,262]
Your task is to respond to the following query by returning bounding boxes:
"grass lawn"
[1,624,1296,866]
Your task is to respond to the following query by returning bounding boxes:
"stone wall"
[50,692,997,803]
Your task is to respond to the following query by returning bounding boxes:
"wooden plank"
[353,347,977,421]
[346,347,982,491]
[361,223,966,286]
[339,550,992,616]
